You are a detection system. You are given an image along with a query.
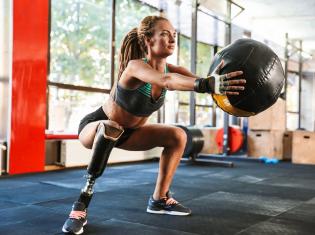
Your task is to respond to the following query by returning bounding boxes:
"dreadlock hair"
[117,15,169,79]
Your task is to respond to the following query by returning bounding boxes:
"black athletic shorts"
[78,107,135,147]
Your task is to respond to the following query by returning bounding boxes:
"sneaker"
[62,201,88,234]
[146,194,192,216]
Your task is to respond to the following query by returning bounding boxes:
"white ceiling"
[201,0,315,53]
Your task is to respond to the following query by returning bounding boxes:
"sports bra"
[113,58,168,117]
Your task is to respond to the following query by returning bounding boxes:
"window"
[48,88,108,132]
[49,0,159,132]
[50,0,112,89]
[177,34,191,125]
[286,72,299,130]
[49,0,112,132]
[195,41,214,125]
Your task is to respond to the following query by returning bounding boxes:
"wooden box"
[247,130,284,159]
[45,140,60,165]
[200,127,220,154]
[292,131,315,165]
[283,131,293,160]
[248,98,286,131]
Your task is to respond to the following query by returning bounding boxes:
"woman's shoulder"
[166,63,179,72]
[127,59,147,67]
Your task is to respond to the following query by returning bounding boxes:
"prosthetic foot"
[62,122,123,234]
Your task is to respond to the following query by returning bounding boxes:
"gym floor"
[1,157,315,235]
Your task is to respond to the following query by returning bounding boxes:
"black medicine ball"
[209,39,285,117]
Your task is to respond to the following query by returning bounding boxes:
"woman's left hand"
[210,60,246,95]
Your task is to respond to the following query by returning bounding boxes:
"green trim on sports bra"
[136,58,168,99]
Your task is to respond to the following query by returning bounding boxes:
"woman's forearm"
[164,73,197,91]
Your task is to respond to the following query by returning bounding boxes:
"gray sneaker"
[146,194,191,216]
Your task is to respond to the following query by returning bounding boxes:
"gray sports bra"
[113,58,168,117]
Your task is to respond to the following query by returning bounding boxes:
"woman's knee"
[168,127,187,150]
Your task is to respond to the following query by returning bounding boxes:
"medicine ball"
[208,39,285,117]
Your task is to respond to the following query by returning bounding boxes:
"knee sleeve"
[87,121,124,178]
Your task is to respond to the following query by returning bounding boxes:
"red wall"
[9,0,49,174]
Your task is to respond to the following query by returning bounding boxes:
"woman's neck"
[145,56,167,72]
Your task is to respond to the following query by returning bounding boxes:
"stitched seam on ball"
[241,47,255,66]
[256,56,277,88]
[265,56,277,78]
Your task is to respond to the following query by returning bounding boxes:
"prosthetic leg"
[62,122,124,234]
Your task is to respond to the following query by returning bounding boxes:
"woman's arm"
[166,63,198,78]
[125,59,245,94]
[167,62,247,95]
[124,59,196,91]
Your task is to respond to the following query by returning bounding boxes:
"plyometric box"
[248,98,286,131]
[247,130,284,159]
[59,140,163,167]
[291,131,315,165]
[283,131,293,161]
[200,127,220,154]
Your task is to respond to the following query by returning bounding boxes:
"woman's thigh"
[117,124,186,151]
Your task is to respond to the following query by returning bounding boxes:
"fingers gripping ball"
[209,39,285,117]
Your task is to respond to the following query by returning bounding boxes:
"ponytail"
[118,27,145,80]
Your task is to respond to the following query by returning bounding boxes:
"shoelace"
[69,210,86,220]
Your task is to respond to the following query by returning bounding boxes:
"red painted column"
[10,0,49,174]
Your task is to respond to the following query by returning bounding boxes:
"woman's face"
[147,20,177,57]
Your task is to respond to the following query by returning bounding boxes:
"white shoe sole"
[146,208,191,216]
[62,220,87,234]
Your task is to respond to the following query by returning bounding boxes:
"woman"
[62,15,245,234]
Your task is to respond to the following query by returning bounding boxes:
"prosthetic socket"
[78,122,124,207]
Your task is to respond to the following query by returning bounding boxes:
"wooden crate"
[292,131,315,165]
[45,140,60,165]
[248,98,286,131]
[283,131,293,160]
[247,130,284,159]
[200,127,220,154]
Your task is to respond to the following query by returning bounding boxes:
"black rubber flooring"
[1,157,315,235]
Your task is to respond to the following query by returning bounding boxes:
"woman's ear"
[145,36,154,47]
[144,36,151,44]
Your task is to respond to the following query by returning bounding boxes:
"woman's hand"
[209,60,246,95]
